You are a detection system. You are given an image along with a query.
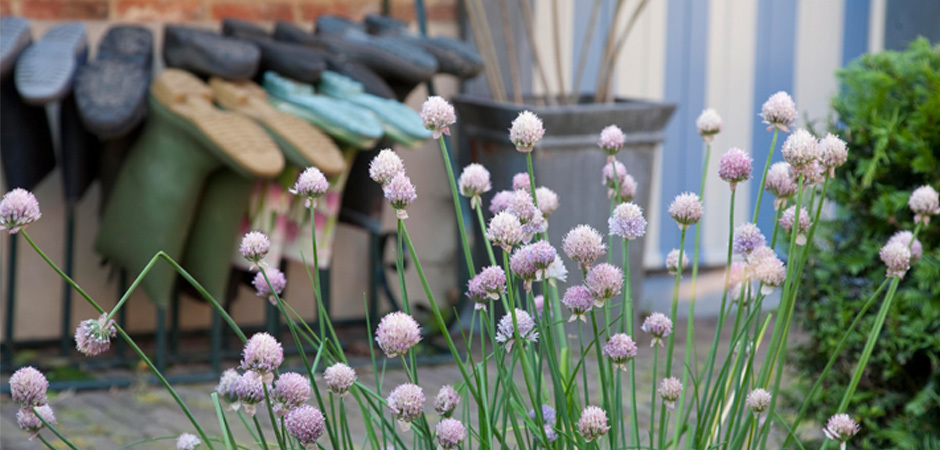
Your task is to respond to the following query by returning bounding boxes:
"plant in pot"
[452,0,675,301]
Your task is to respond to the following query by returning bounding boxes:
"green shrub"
[796,38,940,449]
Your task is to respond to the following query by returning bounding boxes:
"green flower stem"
[755,176,806,444]
[251,415,270,450]
[782,278,890,448]
[32,406,78,450]
[36,434,55,450]
[260,382,285,449]
[649,344,660,447]
[674,142,711,446]
[395,219,411,316]
[21,232,216,450]
[474,204,498,265]
[659,225,687,447]
[439,136,476,277]
[525,151,570,379]
[400,225,488,427]
[104,254,161,323]
[236,410,259,445]
[309,207,325,340]
[695,188,736,445]
[769,207,784,250]
[620,238,641,448]
[752,128,779,223]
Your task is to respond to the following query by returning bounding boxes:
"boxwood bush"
[796,38,940,448]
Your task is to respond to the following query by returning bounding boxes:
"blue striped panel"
[750,0,798,235]
[660,0,710,258]
[842,0,871,65]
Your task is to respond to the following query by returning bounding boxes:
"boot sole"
[210,77,345,176]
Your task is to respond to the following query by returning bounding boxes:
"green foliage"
[796,38,940,449]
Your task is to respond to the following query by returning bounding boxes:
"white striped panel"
[701,0,759,265]
[794,0,845,130]
[869,0,886,53]
[533,0,574,97]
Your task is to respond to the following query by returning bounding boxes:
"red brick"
[390,3,457,23]
[23,0,109,20]
[115,0,203,21]
[211,2,293,21]
[0,0,13,16]
[299,3,377,22]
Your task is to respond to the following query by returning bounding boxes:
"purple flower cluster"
[466,265,507,310]
[0,188,41,234]
[285,405,326,447]
[252,268,286,305]
[420,96,456,139]
[642,312,673,347]
[562,285,594,322]
[435,385,461,417]
[240,333,284,381]
[510,111,545,152]
[668,192,704,229]
[562,225,606,271]
[603,333,638,370]
[496,308,538,351]
[585,263,623,305]
[290,167,330,208]
[609,202,647,240]
[598,125,626,156]
[718,147,753,189]
[384,172,417,219]
[577,406,610,442]
[375,311,422,358]
[760,91,797,132]
[75,313,118,357]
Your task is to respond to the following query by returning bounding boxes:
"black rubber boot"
[0,16,31,78]
[14,22,86,105]
[0,76,56,191]
[221,19,327,85]
[163,25,260,80]
[364,14,484,79]
[59,91,100,203]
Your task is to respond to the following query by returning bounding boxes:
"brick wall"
[1,0,456,23]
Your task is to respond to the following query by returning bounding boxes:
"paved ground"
[1,270,806,448]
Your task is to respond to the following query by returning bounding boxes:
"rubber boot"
[96,70,283,307]
[180,169,253,301]
[0,76,55,191]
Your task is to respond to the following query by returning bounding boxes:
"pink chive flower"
[0,188,41,234]
[888,231,922,265]
[384,172,417,219]
[387,383,425,430]
[286,405,326,447]
[562,285,594,322]
[669,192,704,230]
[273,372,311,415]
[466,265,507,311]
[421,96,456,139]
[617,173,638,202]
[880,240,912,279]
[512,172,531,191]
[369,149,405,185]
[375,311,422,358]
[642,312,673,347]
[434,385,460,417]
[511,241,557,290]
[598,125,626,157]
[486,212,524,251]
[509,110,545,152]
[765,162,798,210]
[760,91,797,132]
[216,369,240,404]
[535,187,559,218]
[696,108,722,143]
[234,371,265,416]
[781,129,819,170]
[506,189,545,240]
[17,404,55,440]
[458,163,491,209]
[909,185,939,225]
[818,133,848,176]
[824,413,860,446]
[436,418,467,449]
[585,263,623,305]
[609,202,647,240]
[658,377,683,411]
[603,333,638,370]
[562,225,606,272]
[10,367,48,407]
[488,190,514,214]
[240,332,283,381]
[727,261,749,298]
[751,254,786,294]
[176,433,201,450]
[496,308,538,351]
[779,206,812,245]
[324,363,356,396]
[252,268,286,305]
[290,167,330,208]
[718,147,753,189]
[733,223,766,257]
[665,249,689,275]
[508,251,537,287]
[577,406,610,442]
[533,294,546,317]
[745,388,772,415]
[75,313,117,357]
[239,231,270,269]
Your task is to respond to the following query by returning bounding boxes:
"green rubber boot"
[95,70,283,307]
